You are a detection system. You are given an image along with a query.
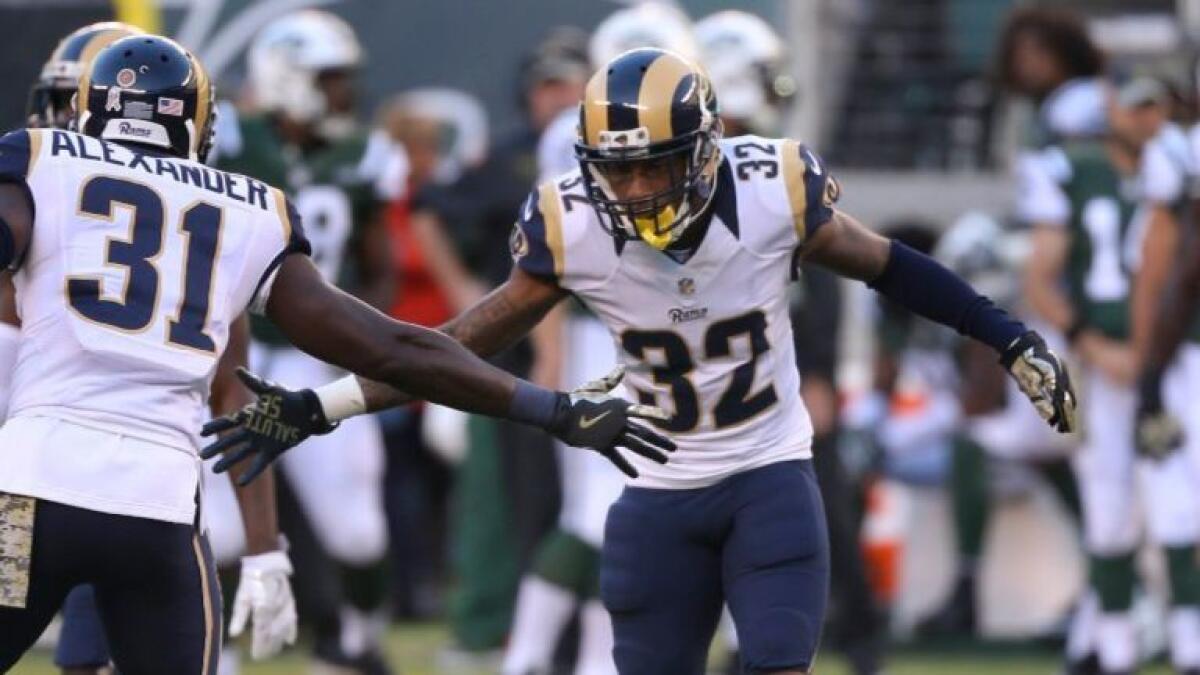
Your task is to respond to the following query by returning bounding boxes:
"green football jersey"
[213,109,399,344]
[1055,140,1140,340]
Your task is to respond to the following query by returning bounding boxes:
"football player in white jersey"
[208,48,1076,674]
[18,22,302,675]
[0,35,670,673]
[506,8,697,675]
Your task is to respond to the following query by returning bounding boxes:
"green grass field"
[7,623,1180,675]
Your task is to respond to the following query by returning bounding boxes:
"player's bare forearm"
[1023,226,1075,333]
[211,314,280,554]
[800,210,891,281]
[355,267,567,412]
[1142,204,1200,375]
[0,273,17,326]
[269,255,543,418]
[1133,206,1181,363]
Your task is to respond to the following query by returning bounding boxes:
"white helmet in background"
[935,211,1025,308]
[247,10,363,124]
[588,2,699,66]
[695,10,795,134]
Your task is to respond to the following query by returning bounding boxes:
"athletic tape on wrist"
[313,375,366,423]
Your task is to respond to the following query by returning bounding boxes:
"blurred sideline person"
[407,28,590,661]
[208,47,1076,675]
[19,23,298,675]
[695,10,883,675]
[204,10,406,673]
[924,212,1083,644]
[373,90,470,621]
[504,7,697,675]
[995,9,1104,671]
[1022,76,1200,675]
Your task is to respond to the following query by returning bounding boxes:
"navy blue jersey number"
[68,176,224,352]
[621,310,778,431]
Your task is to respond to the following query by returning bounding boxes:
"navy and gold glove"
[1135,369,1184,459]
[1000,331,1077,434]
[547,366,676,478]
[200,368,337,485]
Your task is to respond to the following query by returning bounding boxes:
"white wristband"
[313,375,366,423]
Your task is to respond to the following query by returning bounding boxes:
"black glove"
[1000,331,1077,433]
[547,366,676,478]
[1135,368,1184,459]
[200,368,337,486]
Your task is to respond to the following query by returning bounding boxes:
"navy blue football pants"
[0,498,221,674]
[601,459,829,674]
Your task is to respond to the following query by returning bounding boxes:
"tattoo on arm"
[800,210,892,282]
[357,269,566,412]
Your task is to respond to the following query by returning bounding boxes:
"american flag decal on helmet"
[157,97,183,116]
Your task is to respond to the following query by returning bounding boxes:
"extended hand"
[1001,331,1077,433]
[550,366,676,478]
[199,368,337,485]
[230,550,298,659]
[1135,370,1184,459]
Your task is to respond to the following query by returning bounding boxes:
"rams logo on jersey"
[509,223,529,261]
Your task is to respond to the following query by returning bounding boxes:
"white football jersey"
[513,135,839,488]
[0,128,309,523]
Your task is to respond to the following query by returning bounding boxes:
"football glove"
[548,365,676,478]
[230,550,298,660]
[1000,331,1077,433]
[1135,369,1184,459]
[200,368,336,485]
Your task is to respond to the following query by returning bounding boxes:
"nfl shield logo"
[678,278,695,296]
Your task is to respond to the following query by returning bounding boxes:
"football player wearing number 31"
[0,35,671,673]
[207,48,1077,675]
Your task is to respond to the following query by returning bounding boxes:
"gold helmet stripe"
[78,28,133,67]
[582,66,610,146]
[191,55,212,152]
[537,182,565,277]
[637,53,695,142]
[780,139,809,241]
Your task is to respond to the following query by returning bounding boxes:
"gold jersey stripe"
[27,129,42,176]
[780,139,808,242]
[638,54,694,141]
[190,534,215,675]
[537,182,565,278]
[272,187,293,244]
[582,67,610,146]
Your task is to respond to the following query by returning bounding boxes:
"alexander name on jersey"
[46,129,272,211]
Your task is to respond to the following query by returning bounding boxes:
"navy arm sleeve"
[867,239,1027,354]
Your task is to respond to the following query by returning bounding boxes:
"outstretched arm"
[354,265,568,411]
[802,209,1075,432]
[203,257,672,483]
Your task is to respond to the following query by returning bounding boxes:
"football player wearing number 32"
[0,35,671,673]
[207,48,1077,675]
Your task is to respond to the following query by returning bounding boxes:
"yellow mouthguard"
[634,205,677,250]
